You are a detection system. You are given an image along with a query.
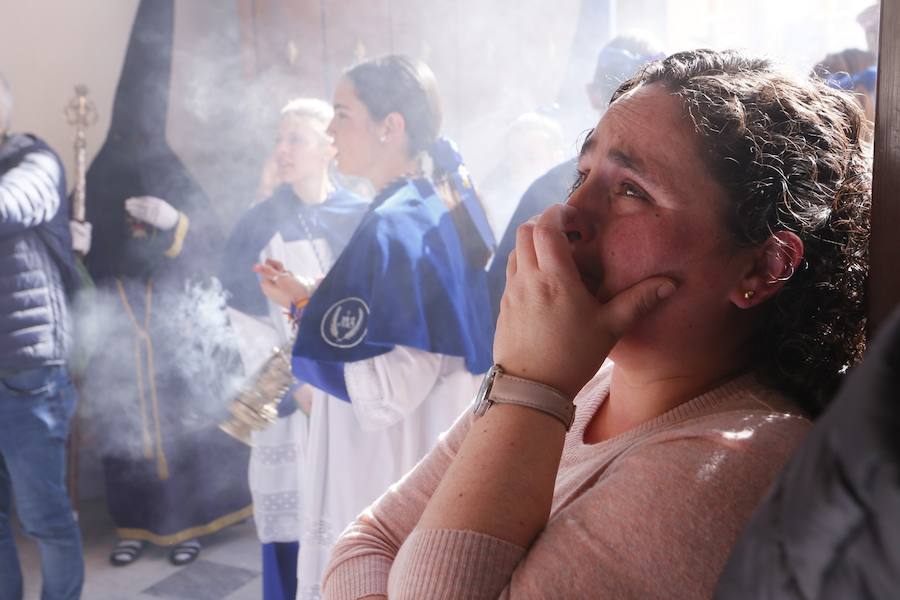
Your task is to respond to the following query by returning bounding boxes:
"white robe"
[295,348,478,600]
[228,232,480,600]
[228,232,332,544]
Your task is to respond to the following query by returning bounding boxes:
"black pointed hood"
[85,0,212,281]
[108,0,174,142]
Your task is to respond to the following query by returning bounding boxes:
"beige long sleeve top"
[322,365,810,599]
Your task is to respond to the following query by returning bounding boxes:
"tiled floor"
[14,499,262,600]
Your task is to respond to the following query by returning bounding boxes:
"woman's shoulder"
[651,377,810,448]
[237,185,295,223]
[325,187,369,211]
[568,382,812,516]
[568,368,810,462]
[368,180,441,235]
[373,177,438,209]
[616,383,812,489]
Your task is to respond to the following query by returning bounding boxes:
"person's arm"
[321,407,476,599]
[391,205,677,595]
[0,150,63,237]
[390,418,810,599]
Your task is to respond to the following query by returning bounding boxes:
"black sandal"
[169,539,202,566]
[110,539,145,566]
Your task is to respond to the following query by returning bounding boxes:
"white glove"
[70,220,92,255]
[124,195,180,230]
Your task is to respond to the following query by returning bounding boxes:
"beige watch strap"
[488,372,576,430]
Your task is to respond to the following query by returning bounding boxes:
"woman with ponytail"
[254,54,494,596]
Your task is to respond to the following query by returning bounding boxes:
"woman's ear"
[731,231,804,309]
[380,112,406,146]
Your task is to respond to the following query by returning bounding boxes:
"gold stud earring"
[744,290,755,300]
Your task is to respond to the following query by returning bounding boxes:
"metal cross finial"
[64,85,99,222]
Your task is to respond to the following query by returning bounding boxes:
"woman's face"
[327,77,382,179]
[566,83,750,345]
[274,115,334,188]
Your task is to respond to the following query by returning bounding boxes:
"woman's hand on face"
[494,204,677,399]
[253,259,313,309]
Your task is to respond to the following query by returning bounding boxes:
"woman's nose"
[562,200,597,245]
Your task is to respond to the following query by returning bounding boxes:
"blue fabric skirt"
[262,542,299,600]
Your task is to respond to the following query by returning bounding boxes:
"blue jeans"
[0,366,84,600]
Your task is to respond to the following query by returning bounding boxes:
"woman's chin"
[579,273,605,300]
[333,157,355,176]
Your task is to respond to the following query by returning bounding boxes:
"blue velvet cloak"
[291,178,493,401]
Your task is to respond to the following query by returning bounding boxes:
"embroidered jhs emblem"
[321,297,369,348]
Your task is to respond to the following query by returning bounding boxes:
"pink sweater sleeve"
[387,415,808,599]
[324,401,808,599]
[322,407,499,598]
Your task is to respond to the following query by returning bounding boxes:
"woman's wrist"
[288,297,310,327]
[473,365,576,431]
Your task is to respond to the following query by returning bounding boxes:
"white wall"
[0,0,140,189]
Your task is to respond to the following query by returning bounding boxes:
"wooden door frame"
[868,0,900,334]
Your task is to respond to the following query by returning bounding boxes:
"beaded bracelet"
[286,297,311,329]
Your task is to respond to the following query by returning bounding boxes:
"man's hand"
[69,220,92,255]
[124,196,180,230]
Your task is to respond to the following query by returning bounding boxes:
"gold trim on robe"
[115,278,169,480]
[116,504,254,546]
[164,211,190,258]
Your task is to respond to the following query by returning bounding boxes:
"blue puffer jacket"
[0,133,77,372]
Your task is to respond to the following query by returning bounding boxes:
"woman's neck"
[584,339,753,443]
[370,154,421,194]
[292,172,331,205]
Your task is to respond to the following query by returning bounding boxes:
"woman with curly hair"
[320,48,871,599]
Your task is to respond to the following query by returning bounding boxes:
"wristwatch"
[472,364,576,430]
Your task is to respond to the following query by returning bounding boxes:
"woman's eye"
[569,169,588,197]
[617,182,646,201]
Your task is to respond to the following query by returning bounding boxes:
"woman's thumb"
[602,277,677,338]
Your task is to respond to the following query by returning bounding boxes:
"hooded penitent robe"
[80,0,251,544]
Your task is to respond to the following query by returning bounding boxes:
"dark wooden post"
[868,0,900,335]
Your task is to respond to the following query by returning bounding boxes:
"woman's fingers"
[514,218,540,272]
[532,205,580,276]
[254,261,295,283]
[253,263,279,279]
[601,276,678,338]
[513,224,537,272]
[506,249,517,278]
[264,258,286,272]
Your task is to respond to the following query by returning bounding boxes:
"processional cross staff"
[63,85,98,513]
[65,85,98,225]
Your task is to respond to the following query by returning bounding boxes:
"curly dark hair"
[611,49,871,416]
